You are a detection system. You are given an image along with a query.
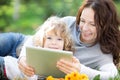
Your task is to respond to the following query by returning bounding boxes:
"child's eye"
[57,38,63,41]
[58,38,62,40]
[46,37,52,40]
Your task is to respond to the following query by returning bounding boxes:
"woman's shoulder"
[61,16,76,28]
[61,16,76,20]
[61,16,76,23]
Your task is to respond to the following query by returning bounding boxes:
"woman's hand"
[18,56,35,77]
[56,56,81,74]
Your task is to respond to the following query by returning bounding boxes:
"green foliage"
[0,0,11,5]
[0,0,119,34]
[93,74,100,80]
[109,74,120,80]
[93,69,120,80]
[115,2,120,15]
[0,0,83,34]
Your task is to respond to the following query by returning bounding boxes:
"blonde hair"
[33,16,73,51]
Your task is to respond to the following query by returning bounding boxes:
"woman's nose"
[82,23,89,31]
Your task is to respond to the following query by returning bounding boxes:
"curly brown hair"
[76,0,120,64]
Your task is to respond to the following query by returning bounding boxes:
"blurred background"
[0,0,120,35]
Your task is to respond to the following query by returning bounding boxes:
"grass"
[93,69,120,80]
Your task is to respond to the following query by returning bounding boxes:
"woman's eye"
[80,20,85,23]
[90,23,95,27]
[80,19,85,23]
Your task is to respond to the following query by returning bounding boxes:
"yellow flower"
[80,74,89,80]
[64,72,89,80]
[46,72,89,80]
[54,78,64,80]
[65,74,72,80]
[46,76,55,80]
[70,72,80,80]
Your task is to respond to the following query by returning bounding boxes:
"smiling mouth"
[83,32,92,37]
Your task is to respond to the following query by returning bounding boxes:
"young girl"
[33,16,73,51]
[17,16,75,80]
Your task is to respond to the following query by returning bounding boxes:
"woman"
[18,0,120,80]
[57,0,120,80]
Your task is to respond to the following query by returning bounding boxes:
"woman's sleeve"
[80,63,118,80]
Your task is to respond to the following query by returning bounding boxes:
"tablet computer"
[26,46,73,78]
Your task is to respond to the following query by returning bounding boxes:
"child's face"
[44,31,64,50]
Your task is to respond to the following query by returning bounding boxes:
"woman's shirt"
[61,16,118,80]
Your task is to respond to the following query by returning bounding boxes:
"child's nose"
[51,40,57,45]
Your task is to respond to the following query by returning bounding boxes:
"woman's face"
[79,7,97,44]
[44,31,64,50]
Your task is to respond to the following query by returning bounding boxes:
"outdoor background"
[0,0,120,35]
[0,0,120,79]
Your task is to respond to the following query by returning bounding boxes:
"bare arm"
[56,57,118,80]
